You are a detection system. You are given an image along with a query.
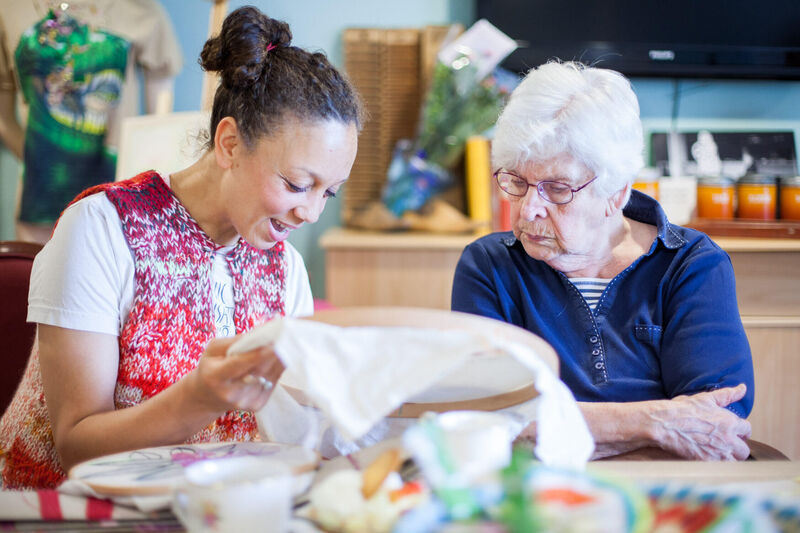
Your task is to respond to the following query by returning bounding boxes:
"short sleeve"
[123,0,182,77]
[283,242,314,318]
[27,194,135,335]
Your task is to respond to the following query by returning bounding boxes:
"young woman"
[0,6,364,489]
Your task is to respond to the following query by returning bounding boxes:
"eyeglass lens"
[496,172,573,204]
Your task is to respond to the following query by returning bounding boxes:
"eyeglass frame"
[494,170,599,205]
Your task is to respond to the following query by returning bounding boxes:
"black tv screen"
[477,0,800,80]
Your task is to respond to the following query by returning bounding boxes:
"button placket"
[587,331,606,382]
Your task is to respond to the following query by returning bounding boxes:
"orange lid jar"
[780,176,800,221]
[696,176,735,219]
[737,174,776,220]
[632,179,659,200]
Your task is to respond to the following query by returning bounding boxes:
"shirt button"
[592,349,600,356]
[594,362,604,370]
[589,335,599,344]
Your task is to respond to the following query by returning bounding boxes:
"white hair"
[492,61,644,201]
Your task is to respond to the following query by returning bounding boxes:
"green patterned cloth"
[15,10,128,223]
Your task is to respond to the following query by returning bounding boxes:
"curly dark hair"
[199,5,364,150]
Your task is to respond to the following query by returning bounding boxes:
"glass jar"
[780,176,800,221]
[737,174,776,220]
[696,176,735,219]
[633,167,660,200]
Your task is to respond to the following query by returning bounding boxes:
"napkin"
[0,486,156,520]
[228,317,594,469]
[58,479,172,512]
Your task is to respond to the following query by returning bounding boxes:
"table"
[1,459,798,532]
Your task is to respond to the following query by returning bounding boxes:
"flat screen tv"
[477,0,800,80]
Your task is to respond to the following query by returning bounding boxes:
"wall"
[633,78,800,163]
[2,2,800,299]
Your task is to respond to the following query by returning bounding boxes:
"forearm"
[144,75,174,115]
[53,371,225,472]
[0,89,23,159]
[578,401,659,459]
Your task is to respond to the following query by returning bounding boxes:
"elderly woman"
[451,61,754,461]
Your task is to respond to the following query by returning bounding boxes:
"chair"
[0,241,43,416]
[747,439,790,461]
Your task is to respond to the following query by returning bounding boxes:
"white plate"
[68,442,319,496]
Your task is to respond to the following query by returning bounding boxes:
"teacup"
[172,456,292,533]
[404,410,518,487]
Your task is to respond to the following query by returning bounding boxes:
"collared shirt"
[451,190,754,417]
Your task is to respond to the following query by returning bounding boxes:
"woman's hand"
[188,336,286,414]
[578,384,752,461]
[39,325,285,471]
[647,384,751,461]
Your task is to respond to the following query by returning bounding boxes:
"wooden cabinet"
[321,229,800,459]
[320,229,470,309]
[721,239,800,460]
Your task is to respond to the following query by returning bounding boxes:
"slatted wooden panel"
[342,28,422,225]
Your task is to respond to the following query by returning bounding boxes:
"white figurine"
[691,130,722,177]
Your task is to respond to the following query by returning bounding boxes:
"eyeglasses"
[494,170,598,205]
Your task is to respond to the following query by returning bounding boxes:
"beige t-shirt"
[0,0,183,148]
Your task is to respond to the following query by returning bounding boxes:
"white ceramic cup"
[172,456,293,533]
[404,410,517,488]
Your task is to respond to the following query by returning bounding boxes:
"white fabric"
[229,318,595,470]
[28,176,314,336]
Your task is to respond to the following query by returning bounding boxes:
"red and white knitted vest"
[0,171,286,489]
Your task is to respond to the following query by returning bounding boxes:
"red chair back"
[0,241,42,415]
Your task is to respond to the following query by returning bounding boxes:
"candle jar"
[696,176,735,219]
[737,174,776,220]
[780,176,800,221]
[632,179,659,200]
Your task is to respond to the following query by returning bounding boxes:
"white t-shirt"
[28,182,314,337]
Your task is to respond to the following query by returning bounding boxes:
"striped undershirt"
[569,277,612,310]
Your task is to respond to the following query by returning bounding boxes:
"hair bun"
[199,6,293,88]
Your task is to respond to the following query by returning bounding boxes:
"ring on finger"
[243,374,274,391]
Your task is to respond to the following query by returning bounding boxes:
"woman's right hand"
[189,336,286,415]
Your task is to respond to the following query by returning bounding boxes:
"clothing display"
[0,0,182,224]
[0,171,313,489]
[451,190,755,418]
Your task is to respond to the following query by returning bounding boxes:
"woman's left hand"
[647,384,752,461]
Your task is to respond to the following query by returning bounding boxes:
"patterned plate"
[68,441,319,496]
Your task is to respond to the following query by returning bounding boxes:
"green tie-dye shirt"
[15,10,128,223]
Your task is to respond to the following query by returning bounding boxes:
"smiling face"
[509,153,612,273]
[220,117,358,249]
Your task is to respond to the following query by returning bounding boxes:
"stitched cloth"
[0,171,286,489]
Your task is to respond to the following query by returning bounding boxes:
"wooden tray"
[685,218,800,239]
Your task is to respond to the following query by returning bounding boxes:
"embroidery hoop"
[282,307,558,417]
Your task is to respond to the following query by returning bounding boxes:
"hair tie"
[266,42,276,53]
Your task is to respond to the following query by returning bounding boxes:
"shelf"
[685,218,800,239]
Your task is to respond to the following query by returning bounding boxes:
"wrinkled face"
[223,118,358,249]
[509,153,608,272]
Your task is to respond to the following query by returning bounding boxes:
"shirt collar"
[623,189,686,250]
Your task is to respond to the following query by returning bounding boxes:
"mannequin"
[0,0,182,243]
